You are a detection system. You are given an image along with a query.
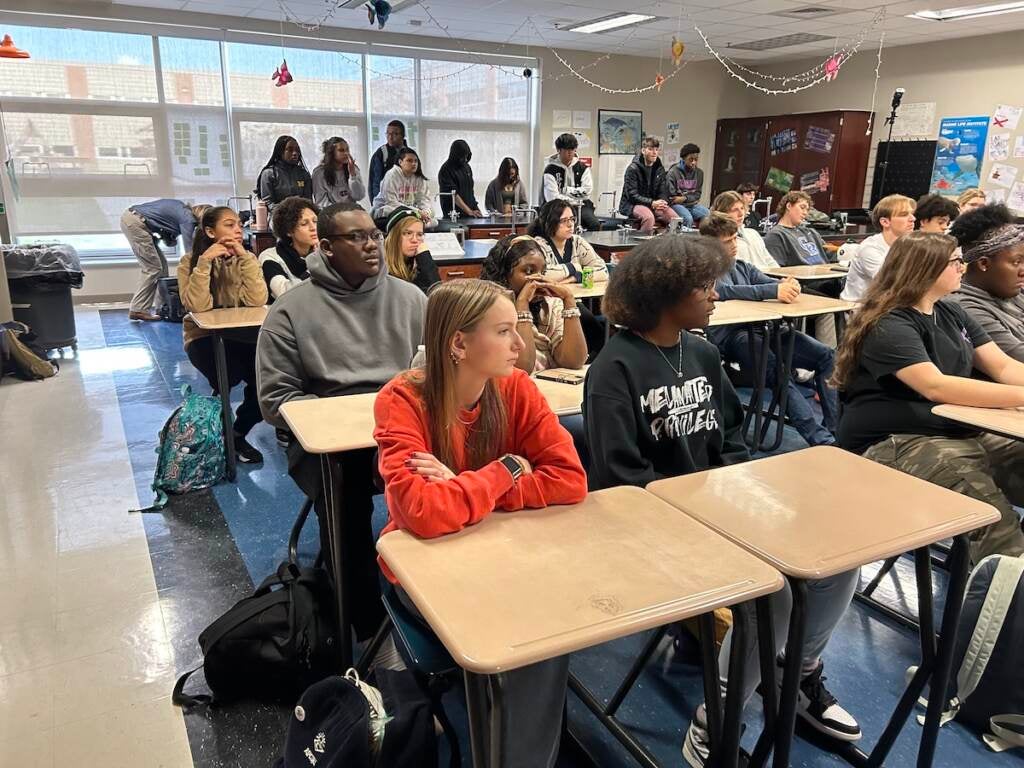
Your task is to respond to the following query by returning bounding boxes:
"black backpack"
[173,562,339,707]
[157,276,186,323]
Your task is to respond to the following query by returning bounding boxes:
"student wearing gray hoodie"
[949,204,1024,361]
[257,202,427,641]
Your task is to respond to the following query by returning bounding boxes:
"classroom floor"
[1,306,1021,768]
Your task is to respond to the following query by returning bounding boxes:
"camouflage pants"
[863,433,1024,563]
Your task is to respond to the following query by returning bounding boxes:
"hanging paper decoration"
[272,59,293,87]
[823,54,841,82]
[0,34,30,59]
[671,37,685,67]
[654,73,666,93]
[365,0,392,29]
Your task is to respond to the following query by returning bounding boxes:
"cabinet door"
[712,119,767,199]
[438,264,482,281]
[764,113,842,213]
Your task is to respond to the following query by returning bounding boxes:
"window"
[424,127,528,205]
[226,43,362,112]
[420,61,528,122]
[159,37,224,106]
[239,120,362,187]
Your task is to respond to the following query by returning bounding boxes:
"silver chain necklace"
[640,331,685,378]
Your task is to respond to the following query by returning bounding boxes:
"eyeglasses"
[401,230,425,239]
[948,256,966,269]
[559,216,576,225]
[327,230,384,246]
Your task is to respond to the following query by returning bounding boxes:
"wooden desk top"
[764,265,849,281]
[647,446,999,580]
[708,301,782,327]
[933,404,1024,441]
[377,486,783,673]
[281,371,588,454]
[188,306,268,330]
[755,293,857,319]
[571,282,607,300]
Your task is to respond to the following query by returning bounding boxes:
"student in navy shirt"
[834,231,1024,561]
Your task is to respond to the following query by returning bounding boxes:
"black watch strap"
[500,454,523,482]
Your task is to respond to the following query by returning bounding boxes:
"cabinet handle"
[486,231,502,236]
[446,270,465,277]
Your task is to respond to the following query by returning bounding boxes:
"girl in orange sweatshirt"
[373,278,587,768]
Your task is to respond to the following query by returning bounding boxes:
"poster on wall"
[1014,136,1024,159]
[988,162,1018,189]
[666,122,680,145]
[769,128,798,156]
[573,111,592,130]
[1008,181,1024,213]
[992,104,1022,131]
[553,110,571,129]
[800,168,831,195]
[765,166,795,193]
[804,126,836,153]
[553,130,592,152]
[598,110,643,155]
[989,188,1008,204]
[891,102,936,138]
[930,116,989,197]
[989,133,1010,161]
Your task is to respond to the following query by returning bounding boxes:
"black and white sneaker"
[796,661,861,742]
[681,706,749,768]
[275,428,292,448]
[234,435,264,464]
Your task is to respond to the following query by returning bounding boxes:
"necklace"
[640,331,685,378]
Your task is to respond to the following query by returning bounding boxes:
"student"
[618,136,680,234]
[958,188,987,216]
[666,143,710,227]
[711,191,777,272]
[949,204,1024,362]
[256,135,312,213]
[541,132,600,231]
[841,194,916,302]
[368,119,408,202]
[121,199,207,321]
[582,236,861,767]
[258,196,318,301]
[373,278,587,768]
[311,136,365,207]
[382,207,440,294]
[178,206,268,464]
[438,139,483,219]
[257,202,427,643]
[485,156,529,215]
[736,182,762,231]
[480,235,587,373]
[371,147,435,228]
[529,200,609,284]
[764,191,835,268]
[833,231,1024,561]
[700,214,837,446]
[915,193,959,233]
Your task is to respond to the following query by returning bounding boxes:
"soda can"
[582,266,595,289]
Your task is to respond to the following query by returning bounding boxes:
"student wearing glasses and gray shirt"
[257,202,426,646]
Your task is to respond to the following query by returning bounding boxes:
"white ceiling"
[113,0,1024,62]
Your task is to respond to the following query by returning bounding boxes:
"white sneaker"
[681,716,710,768]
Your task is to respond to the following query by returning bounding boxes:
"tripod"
[876,94,903,204]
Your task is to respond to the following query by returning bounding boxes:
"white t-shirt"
[736,226,779,272]
[841,233,889,302]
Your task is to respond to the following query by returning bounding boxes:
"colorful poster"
[598,110,643,155]
[988,162,1018,189]
[1008,182,1024,213]
[666,122,680,144]
[992,104,1022,131]
[930,116,989,197]
[800,168,831,195]
[769,128,798,156]
[989,133,1010,161]
[1014,136,1024,159]
[804,125,836,153]
[765,166,794,193]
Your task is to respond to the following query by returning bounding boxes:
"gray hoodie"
[256,248,427,429]
[950,282,1024,362]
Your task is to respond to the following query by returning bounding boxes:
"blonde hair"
[410,279,509,471]
[191,204,212,222]
[831,231,958,390]
[872,194,916,227]
[383,216,423,283]
[957,188,986,208]
[712,191,744,214]
[777,191,812,219]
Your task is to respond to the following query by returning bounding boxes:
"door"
[711,118,767,200]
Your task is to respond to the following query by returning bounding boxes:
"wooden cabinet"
[711,111,873,214]
[438,263,482,281]
[467,226,513,240]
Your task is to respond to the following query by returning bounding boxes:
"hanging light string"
[864,32,885,135]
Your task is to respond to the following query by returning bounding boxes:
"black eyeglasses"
[948,256,966,268]
[327,230,384,246]
[559,216,576,225]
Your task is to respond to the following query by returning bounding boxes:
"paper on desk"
[423,232,464,257]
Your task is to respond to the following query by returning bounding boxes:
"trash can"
[3,243,83,352]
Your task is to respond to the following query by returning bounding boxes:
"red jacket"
[373,367,588,582]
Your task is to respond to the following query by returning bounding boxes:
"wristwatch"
[500,454,524,482]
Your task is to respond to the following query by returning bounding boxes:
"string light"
[865,32,885,135]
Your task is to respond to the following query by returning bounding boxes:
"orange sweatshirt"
[373,367,588,582]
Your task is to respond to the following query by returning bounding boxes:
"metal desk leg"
[489,674,507,768]
[772,578,807,768]
[464,671,490,767]
[319,453,352,669]
[750,596,780,768]
[741,322,772,451]
[760,322,796,452]
[212,331,237,481]
[721,603,753,768]
[699,613,725,761]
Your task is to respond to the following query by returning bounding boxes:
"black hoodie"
[584,330,749,490]
[619,153,670,215]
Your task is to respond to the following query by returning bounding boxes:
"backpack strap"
[172,665,211,709]
[957,555,1024,702]
[984,714,1024,752]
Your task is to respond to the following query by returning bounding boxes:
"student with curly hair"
[833,230,1024,561]
[259,196,319,301]
[949,203,1024,361]
[915,193,959,233]
[584,235,862,766]
[480,234,587,373]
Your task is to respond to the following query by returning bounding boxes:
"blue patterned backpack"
[133,384,225,511]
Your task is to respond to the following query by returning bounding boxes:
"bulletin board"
[979,105,1024,214]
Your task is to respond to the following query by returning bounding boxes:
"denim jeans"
[670,203,710,227]
[722,326,838,446]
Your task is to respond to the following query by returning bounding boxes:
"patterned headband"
[963,224,1024,263]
